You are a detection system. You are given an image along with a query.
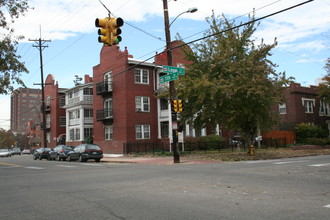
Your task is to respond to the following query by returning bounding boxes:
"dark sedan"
[49,145,74,161]
[33,148,52,160]
[67,144,103,162]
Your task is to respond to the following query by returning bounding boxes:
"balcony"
[96,80,113,96]
[96,108,113,121]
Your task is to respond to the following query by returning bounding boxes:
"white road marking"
[24,166,45,169]
[323,204,330,208]
[273,160,309,165]
[56,165,77,168]
[81,163,103,167]
[308,163,330,167]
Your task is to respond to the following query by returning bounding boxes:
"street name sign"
[160,72,178,84]
[162,65,185,75]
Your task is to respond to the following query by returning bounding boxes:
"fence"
[124,138,289,155]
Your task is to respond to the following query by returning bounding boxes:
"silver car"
[0,149,12,157]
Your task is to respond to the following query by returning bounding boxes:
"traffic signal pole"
[163,0,180,163]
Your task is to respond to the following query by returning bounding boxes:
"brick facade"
[44,74,67,148]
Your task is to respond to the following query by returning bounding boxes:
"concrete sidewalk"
[101,154,219,165]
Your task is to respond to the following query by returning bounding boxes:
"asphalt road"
[0,155,329,220]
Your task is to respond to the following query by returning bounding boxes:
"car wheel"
[33,155,37,160]
[79,155,86,162]
[39,155,42,160]
[67,155,71,162]
[95,159,100,163]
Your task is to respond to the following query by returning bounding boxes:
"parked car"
[12,148,21,155]
[0,149,11,157]
[67,144,103,162]
[33,148,53,160]
[49,145,74,161]
[21,149,32,155]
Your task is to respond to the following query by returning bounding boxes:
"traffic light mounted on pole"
[172,99,183,113]
[95,17,124,46]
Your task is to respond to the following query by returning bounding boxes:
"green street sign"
[162,65,185,75]
[160,72,178,84]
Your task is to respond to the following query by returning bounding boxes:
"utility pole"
[29,29,51,148]
[163,0,180,163]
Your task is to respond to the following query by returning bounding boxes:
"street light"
[162,0,197,163]
[169,7,198,27]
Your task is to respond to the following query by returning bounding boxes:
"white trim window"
[302,98,314,113]
[105,125,113,140]
[279,103,286,114]
[135,68,149,84]
[136,96,150,112]
[136,125,150,139]
[320,100,330,116]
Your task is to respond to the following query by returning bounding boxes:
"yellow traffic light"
[177,99,183,112]
[95,17,124,46]
[172,100,179,112]
[108,17,124,45]
[95,17,111,45]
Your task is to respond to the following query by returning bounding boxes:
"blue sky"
[1,0,329,130]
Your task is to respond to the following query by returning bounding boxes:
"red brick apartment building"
[43,74,67,148]
[11,87,41,133]
[277,83,330,131]
[93,41,189,154]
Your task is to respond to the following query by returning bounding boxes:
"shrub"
[294,123,328,143]
[199,135,225,150]
[306,138,327,145]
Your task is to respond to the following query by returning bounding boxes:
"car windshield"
[63,146,73,150]
[86,145,101,150]
[0,149,8,152]
[45,148,52,151]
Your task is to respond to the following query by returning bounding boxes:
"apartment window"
[59,98,65,108]
[84,109,93,118]
[160,99,168,110]
[69,109,80,119]
[84,128,93,140]
[69,129,74,141]
[279,103,286,114]
[105,126,113,140]
[135,69,149,84]
[83,88,93,95]
[160,121,169,138]
[302,98,314,113]
[320,100,329,116]
[136,96,150,112]
[104,99,113,118]
[75,128,80,140]
[136,125,150,139]
[59,116,66,127]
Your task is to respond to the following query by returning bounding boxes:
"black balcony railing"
[96,80,113,95]
[96,108,113,121]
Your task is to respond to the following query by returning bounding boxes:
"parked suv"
[67,144,103,162]
[49,145,74,161]
[33,148,52,160]
[12,148,21,155]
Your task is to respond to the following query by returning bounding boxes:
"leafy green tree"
[318,58,330,101]
[0,128,15,149]
[176,13,291,146]
[0,0,31,94]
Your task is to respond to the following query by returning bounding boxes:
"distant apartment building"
[64,75,94,146]
[276,83,330,132]
[43,74,67,148]
[10,87,42,133]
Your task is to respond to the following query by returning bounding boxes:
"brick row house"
[276,83,330,131]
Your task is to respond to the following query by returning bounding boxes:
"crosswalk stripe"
[273,160,308,165]
[308,163,330,167]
